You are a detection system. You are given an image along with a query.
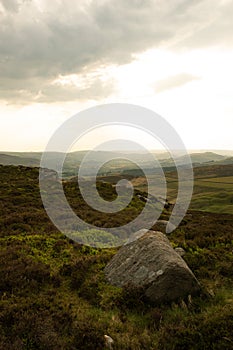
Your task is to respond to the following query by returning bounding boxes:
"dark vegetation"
[63,179,147,228]
[0,165,232,349]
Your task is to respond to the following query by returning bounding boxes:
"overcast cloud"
[0,0,232,104]
[154,73,200,93]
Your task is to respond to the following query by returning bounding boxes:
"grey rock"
[125,229,148,244]
[175,247,186,256]
[40,168,58,180]
[105,230,200,304]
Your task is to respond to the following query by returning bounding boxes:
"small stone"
[104,335,114,349]
[175,247,186,257]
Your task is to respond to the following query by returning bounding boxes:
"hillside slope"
[0,165,232,349]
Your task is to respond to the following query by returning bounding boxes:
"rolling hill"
[0,151,232,179]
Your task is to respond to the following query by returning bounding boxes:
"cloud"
[0,0,21,13]
[0,0,232,104]
[0,72,116,105]
[154,73,200,93]
[36,74,116,103]
[173,0,233,49]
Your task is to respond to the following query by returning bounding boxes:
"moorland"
[0,153,233,349]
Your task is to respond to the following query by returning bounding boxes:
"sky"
[0,0,233,152]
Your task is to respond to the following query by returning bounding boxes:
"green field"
[126,166,233,215]
[199,176,233,183]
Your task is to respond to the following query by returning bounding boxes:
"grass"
[126,165,233,214]
[0,165,233,349]
[199,176,233,183]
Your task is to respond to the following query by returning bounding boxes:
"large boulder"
[105,230,200,304]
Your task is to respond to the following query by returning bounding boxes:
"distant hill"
[0,153,39,167]
[159,151,227,167]
[0,150,232,178]
[1,151,43,160]
[189,151,226,163]
[193,163,233,178]
[213,156,233,165]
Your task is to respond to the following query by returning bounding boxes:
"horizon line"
[0,148,233,153]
